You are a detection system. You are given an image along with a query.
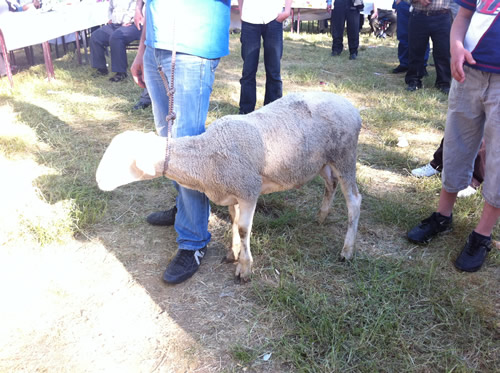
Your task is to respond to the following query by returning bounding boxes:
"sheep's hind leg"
[337,174,361,261]
[318,165,338,224]
[234,199,257,283]
[223,204,241,263]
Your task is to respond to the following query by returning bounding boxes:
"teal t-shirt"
[145,0,231,59]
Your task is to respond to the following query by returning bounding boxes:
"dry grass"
[0,27,498,372]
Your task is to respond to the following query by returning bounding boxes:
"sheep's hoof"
[339,254,354,264]
[221,255,237,264]
[234,263,251,284]
[234,274,251,284]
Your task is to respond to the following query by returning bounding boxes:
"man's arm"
[131,11,147,88]
[450,6,475,83]
[276,0,292,22]
[238,0,243,19]
[135,0,144,30]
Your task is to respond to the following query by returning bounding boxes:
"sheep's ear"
[135,158,157,177]
[135,132,160,177]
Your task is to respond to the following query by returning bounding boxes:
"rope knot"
[167,87,176,96]
[166,112,176,121]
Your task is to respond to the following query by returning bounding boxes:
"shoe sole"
[407,227,452,245]
[453,262,482,273]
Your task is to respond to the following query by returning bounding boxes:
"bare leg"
[474,202,500,237]
[437,188,457,217]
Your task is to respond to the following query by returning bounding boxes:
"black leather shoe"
[454,231,491,272]
[349,52,358,60]
[407,212,452,244]
[146,206,177,226]
[92,68,109,77]
[109,72,127,82]
[133,101,151,110]
[392,65,408,74]
[406,81,422,92]
[331,50,341,56]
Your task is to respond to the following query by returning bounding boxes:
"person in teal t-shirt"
[131,0,230,284]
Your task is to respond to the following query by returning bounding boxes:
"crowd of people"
[2,0,497,282]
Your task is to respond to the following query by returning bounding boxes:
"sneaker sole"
[407,227,452,245]
[453,262,482,273]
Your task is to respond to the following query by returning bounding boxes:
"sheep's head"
[96,131,165,191]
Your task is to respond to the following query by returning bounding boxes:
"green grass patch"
[254,257,499,372]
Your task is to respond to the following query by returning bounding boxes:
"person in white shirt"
[237,0,291,114]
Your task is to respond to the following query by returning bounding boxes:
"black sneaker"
[349,52,358,60]
[454,231,491,272]
[331,50,342,57]
[163,246,207,284]
[146,206,177,226]
[407,212,452,244]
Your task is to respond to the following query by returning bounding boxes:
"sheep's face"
[96,131,161,191]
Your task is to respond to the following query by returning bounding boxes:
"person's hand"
[327,4,332,13]
[135,7,144,30]
[131,54,146,88]
[276,8,291,23]
[373,9,378,18]
[122,23,132,27]
[450,42,475,83]
[417,0,431,6]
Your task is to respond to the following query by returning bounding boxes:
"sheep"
[96,92,362,282]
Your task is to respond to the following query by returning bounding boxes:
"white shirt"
[374,0,394,10]
[241,0,284,24]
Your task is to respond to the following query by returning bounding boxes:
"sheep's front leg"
[223,204,241,263]
[234,200,257,282]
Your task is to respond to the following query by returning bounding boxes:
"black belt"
[412,9,450,16]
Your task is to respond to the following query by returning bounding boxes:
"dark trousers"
[395,2,430,68]
[90,23,141,73]
[239,20,283,114]
[138,88,151,105]
[331,0,360,55]
[431,138,486,188]
[405,12,451,88]
[370,9,397,37]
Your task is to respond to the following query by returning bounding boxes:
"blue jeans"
[144,46,218,250]
[239,20,283,114]
[90,24,141,73]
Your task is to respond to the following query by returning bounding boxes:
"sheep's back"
[205,92,361,190]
